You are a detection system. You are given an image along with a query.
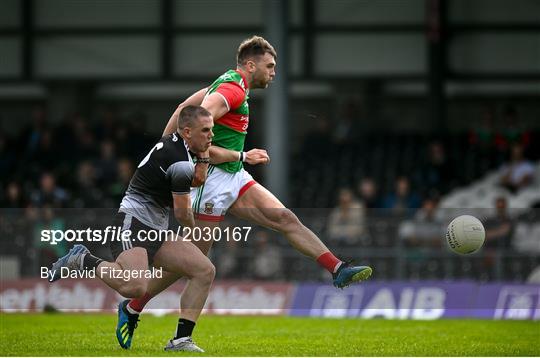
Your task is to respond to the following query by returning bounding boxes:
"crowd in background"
[0,103,539,282]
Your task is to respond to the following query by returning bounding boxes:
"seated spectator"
[251,231,283,280]
[484,197,514,249]
[108,158,135,203]
[398,197,444,248]
[499,143,535,193]
[468,106,496,150]
[382,176,421,215]
[215,240,239,279]
[2,181,27,208]
[417,141,453,195]
[32,205,67,267]
[94,140,118,184]
[327,188,365,245]
[72,161,104,208]
[357,177,380,209]
[31,172,69,208]
[497,105,531,151]
[332,99,360,145]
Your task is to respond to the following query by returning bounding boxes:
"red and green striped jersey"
[207,69,250,173]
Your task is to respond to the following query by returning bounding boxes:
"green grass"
[1,314,539,356]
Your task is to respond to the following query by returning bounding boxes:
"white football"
[446,215,485,254]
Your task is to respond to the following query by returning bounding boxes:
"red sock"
[316,252,343,273]
[128,293,152,313]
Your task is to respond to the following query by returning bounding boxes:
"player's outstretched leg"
[48,244,89,282]
[229,183,373,287]
[116,299,140,349]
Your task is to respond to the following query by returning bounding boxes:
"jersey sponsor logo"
[204,202,214,215]
[216,113,249,133]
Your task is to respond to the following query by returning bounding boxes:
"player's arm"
[191,149,210,187]
[168,161,199,227]
[163,88,208,136]
[200,92,230,121]
[201,83,270,165]
[209,146,270,165]
[172,193,195,228]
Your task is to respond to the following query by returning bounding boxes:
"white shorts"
[190,165,257,222]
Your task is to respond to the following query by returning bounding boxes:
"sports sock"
[82,253,103,271]
[174,318,196,339]
[316,252,343,273]
[125,303,140,315]
[128,293,152,313]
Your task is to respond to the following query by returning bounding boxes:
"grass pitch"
[1,313,539,356]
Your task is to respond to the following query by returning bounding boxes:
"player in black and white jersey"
[48,105,218,352]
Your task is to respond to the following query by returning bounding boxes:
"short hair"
[236,36,277,66]
[177,105,211,129]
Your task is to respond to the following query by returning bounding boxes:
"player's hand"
[245,149,270,165]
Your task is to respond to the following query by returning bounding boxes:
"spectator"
[497,105,531,150]
[417,141,453,195]
[251,231,283,280]
[357,177,380,209]
[108,158,134,203]
[332,100,360,145]
[19,106,48,156]
[27,129,58,172]
[469,106,496,150]
[94,107,119,141]
[2,182,27,208]
[215,240,239,279]
[95,140,118,184]
[72,161,104,208]
[499,143,535,193]
[398,197,444,248]
[382,176,421,215]
[30,172,69,208]
[484,197,514,249]
[32,206,67,267]
[327,188,365,245]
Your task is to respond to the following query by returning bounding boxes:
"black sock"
[175,318,195,339]
[82,253,103,270]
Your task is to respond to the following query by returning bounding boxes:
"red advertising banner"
[0,279,294,315]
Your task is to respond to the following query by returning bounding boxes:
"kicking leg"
[229,183,330,259]
[229,183,372,287]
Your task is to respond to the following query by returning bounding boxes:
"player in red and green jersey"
[116,36,372,350]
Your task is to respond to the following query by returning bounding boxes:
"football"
[446,215,486,254]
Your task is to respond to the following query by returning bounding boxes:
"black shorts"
[109,212,163,265]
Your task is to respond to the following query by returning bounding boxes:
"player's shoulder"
[160,133,190,160]
[214,70,246,89]
[216,69,240,82]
